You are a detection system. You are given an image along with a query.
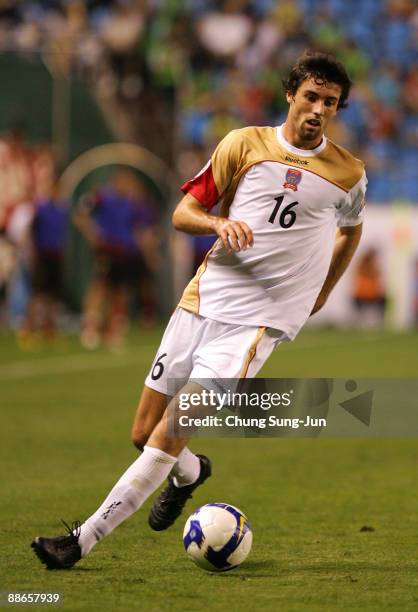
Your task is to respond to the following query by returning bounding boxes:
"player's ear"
[286,91,294,105]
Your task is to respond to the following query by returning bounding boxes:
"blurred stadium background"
[1,4,418,609]
[0,0,417,343]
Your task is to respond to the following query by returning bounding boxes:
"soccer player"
[31,52,366,569]
[19,190,68,344]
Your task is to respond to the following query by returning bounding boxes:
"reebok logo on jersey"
[285,155,309,166]
[283,168,302,191]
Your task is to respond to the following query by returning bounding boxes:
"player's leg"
[20,255,45,342]
[132,383,203,457]
[131,385,203,484]
[137,254,157,328]
[41,256,62,341]
[74,311,206,556]
[148,322,284,530]
[145,384,212,530]
[129,327,209,528]
[105,284,129,350]
[31,310,205,568]
[130,386,168,451]
[130,383,208,528]
[130,314,204,473]
[140,309,212,482]
[31,391,192,569]
[18,291,42,343]
[71,423,190,557]
[105,257,134,350]
[72,383,208,555]
[80,278,107,349]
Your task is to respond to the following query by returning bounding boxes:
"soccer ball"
[183,503,253,572]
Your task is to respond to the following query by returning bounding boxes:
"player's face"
[286,78,342,148]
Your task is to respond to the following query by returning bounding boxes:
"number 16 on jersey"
[268,195,298,228]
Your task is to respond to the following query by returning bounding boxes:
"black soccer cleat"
[31,520,82,570]
[148,454,212,531]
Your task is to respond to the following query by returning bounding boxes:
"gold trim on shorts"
[239,326,266,378]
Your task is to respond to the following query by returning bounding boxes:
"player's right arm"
[172,193,253,253]
[175,129,254,253]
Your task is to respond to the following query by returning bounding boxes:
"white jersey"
[178,125,367,340]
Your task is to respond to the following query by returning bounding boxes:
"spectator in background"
[5,198,34,329]
[99,1,144,100]
[1,125,35,329]
[0,235,15,327]
[0,0,416,202]
[74,169,161,351]
[414,258,418,326]
[352,248,387,327]
[18,181,69,347]
[0,125,33,231]
[196,0,253,59]
[7,142,59,336]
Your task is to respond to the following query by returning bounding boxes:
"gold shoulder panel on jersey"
[211,127,276,196]
[215,127,281,215]
[318,139,365,192]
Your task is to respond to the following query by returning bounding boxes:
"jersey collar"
[276,124,327,157]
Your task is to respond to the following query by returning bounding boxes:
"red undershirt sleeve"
[180,129,244,211]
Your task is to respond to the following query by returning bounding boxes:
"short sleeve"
[181,130,244,210]
[336,170,367,227]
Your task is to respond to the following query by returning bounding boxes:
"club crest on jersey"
[283,168,302,191]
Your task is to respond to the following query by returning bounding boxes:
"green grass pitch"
[1,327,418,611]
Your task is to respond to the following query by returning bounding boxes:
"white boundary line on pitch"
[0,353,145,382]
[0,335,390,382]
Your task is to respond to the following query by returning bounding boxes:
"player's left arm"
[311,223,362,315]
[311,167,367,315]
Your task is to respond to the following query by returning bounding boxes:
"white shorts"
[145,308,284,395]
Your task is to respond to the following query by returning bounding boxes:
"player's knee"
[131,428,148,451]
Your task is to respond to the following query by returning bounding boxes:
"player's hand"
[214,218,254,253]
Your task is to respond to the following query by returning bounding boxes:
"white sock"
[171,447,201,488]
[77,446,176,556]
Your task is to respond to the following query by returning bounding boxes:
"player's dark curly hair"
[282,52,352,110]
